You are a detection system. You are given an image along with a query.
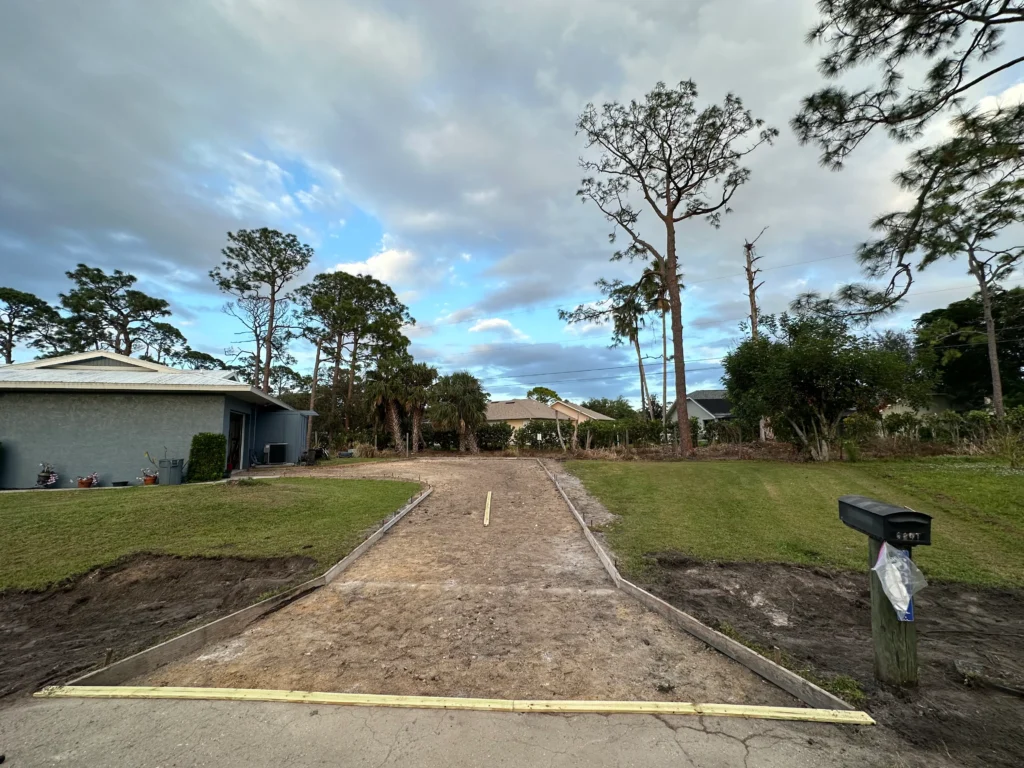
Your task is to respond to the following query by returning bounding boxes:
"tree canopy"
[0,287,54,364]
[724,313,933,460]
[526,386,560,404]
[793,0,1024,170]
[210,228,313,392]
[916,287,1024,410]
[579,396,637,420]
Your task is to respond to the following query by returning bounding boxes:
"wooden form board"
[35,685,875,725]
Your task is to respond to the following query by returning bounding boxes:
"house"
[485,398,613,430]
[0,351,314,489]
[668,389,733,427]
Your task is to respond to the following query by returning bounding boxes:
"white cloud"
[333,243,420,285]
[469,317,529,340]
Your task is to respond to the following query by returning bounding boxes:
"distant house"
[485,398,613,430]
[668,389,733,427]
[0,351,314,489]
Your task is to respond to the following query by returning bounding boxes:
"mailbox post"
[839,495,932,686]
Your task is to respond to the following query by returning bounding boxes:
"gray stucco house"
[0,351,313,489]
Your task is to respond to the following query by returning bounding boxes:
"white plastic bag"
[871,542,928,620]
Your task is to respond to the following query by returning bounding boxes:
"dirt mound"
[0,554,315,703]
[644,555,1024,768]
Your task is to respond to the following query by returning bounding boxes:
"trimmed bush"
[187,432,227,482]
[476,421,514,451]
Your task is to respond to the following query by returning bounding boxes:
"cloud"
[2,0,1019,350]
[334,246,420,284]
[468,317,529,340]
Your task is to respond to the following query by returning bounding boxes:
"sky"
[2,0,1022,405]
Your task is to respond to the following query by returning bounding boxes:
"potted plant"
[138,468,159,486]
[37,463,59,488]
[76,472,99,488]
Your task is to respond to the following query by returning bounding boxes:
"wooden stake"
[484,491,491,526]
[869,537,918,686]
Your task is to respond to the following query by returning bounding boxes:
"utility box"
[158,458,184,486]
[839,495,931,546]
[264,443,287,464]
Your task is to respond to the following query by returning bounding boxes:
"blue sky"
[2,0,1022,406]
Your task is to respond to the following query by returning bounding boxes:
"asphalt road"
[0,697,906,768]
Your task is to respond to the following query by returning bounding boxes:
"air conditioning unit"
[264,443,287,464]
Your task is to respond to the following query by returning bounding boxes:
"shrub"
[421,423,459,451]
[689,416,701,446]
[842,412,880,445]
[963,410,993,442]
[476,421,514,451]
[882,411,921,438]
[704,419,742,443]
[186,432,227,482]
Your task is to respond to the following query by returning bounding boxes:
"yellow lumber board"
[34,686,874,725]
[36,686,515,712]
[484,491,491,526]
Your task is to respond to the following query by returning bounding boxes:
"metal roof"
[0,355,293,410]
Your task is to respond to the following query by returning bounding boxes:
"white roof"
[0,351,292,409]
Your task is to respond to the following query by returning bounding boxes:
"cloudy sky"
[2,0,1022,403]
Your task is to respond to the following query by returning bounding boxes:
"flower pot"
[77,479,94,488]
[143,475,158,485]
[37,473,52,488]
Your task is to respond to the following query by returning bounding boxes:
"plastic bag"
[871,542,927,620]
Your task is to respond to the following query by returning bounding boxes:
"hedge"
[186,432,227,482]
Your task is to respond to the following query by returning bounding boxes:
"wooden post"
[868,537,918,686]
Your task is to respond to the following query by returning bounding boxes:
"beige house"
[485,398,613,430]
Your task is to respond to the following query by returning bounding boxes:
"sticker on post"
[871,542,927,622]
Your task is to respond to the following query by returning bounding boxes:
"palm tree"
[609,287,654,420]
[402,361,437,453]
[429,372,489,453]
[365,356,408,453]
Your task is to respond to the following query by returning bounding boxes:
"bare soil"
[642,557,1024,768]
[141,459,794,705]
[0,554,315,705]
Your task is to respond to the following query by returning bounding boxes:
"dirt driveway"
[140,459,791,704]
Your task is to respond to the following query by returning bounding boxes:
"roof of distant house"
[0,350,293,409]
[485,398,559,421]
[688,389,732,417]
[554,400,614,421]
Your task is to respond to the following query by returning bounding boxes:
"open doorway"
[228,411,245,472]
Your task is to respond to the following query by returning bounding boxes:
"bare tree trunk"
[661,306,668,442]
[555,410,566,452]
[969,250,1005,419]
[345,335,360,431]
[262,290,276,393]
[306,338,322,450]
[331,335,342,426]
[633,335,653,419]
[664,230,692,454]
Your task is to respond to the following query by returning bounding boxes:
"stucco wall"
[0,392,225,489]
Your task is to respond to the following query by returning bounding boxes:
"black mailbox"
[839,495,932,546]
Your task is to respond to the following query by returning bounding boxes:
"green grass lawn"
[567,457,1024,587]
[0,477,420,591]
